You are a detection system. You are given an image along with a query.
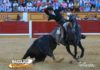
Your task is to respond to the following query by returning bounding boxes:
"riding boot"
[56,28,61,45]
[63,22,69,31]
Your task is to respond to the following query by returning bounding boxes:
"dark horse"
[64,22,84,61]
[52,15,85,61]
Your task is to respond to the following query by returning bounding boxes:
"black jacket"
[44,9,66,25]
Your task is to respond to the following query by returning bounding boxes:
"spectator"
[90,0,96,9]
[0,0,100,12]
[3,0,10,3]
[84,0,90,4]
[18,4,24,12]
[96,0,100,11]
[68,1,74,11]
[43,2,48,9]
[84,3,91,12]
[79,0,85,7]
[38,2,48,12]
[30,4,38,12]
[52,1,60,10]
[69,0,74,3]
[24,6,28,12]
[6,1,12,12]
[0,0,3,3]
[0,3,3,12]
[74,1,80,12]
[2,3,7,12]
[36,0,42,7]
[79,0,84,12]
[36,0,42,12]
[26,1,32,12]
[13,1,19,12]
[61,1,67,10]
[19,0,24,4]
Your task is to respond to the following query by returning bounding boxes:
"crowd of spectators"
[0,0,100,12]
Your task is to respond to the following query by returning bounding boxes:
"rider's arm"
[44,8,57,21]
[44,8,50,15]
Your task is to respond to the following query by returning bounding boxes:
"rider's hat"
[46,6,53,11]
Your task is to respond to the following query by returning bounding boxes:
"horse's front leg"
[78,41,84,58]
[65,44,75,58]
[73,44,79,62]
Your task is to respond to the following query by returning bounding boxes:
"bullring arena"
[0,13,100,70]
[0,35,100,70]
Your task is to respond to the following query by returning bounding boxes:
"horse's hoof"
[69,60,74,64]
[77,56,81,59]
[74,57,80,62]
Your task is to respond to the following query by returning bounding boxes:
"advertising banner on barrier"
[0,13,100,22]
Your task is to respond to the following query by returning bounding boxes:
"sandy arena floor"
[0,35,100,70]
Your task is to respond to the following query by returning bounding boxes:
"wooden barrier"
[0,12,100,22]
[0,13,23,22]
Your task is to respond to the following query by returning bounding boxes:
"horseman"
[44,6,86,44]
[44,6,68,44]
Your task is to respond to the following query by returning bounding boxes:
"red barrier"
[32,21,57,37]
[32,21,57,33]
[78,20,100,33]
[0,21,29,33]
[32,20,100,37]
[0,20,100,37]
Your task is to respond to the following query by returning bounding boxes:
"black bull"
[22,35,57,63]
